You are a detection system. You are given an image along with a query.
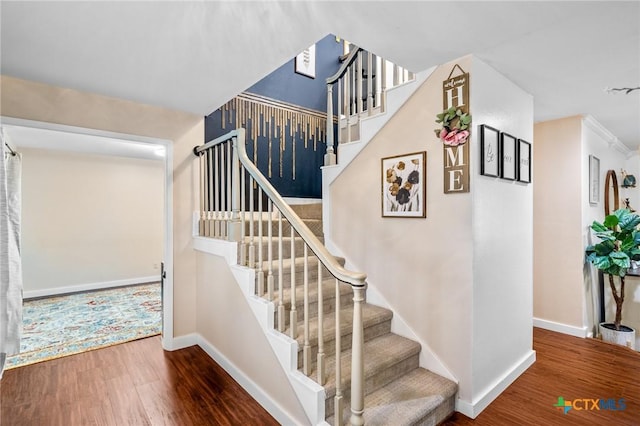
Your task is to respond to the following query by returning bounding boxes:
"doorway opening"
[1,117,174,366]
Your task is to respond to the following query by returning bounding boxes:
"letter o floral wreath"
[434,107,472,146]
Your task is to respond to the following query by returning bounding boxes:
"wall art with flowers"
[381,151,426,218]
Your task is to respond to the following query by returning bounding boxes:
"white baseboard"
[163,333,198,351]
[23,276,161,299]
[533,317,588,338]
[195,333,300,426]
[456,350,536,418]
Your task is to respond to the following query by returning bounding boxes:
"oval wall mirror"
[604,170,620,216]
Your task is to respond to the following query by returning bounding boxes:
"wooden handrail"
[234,129,367,287]
[193,129,367,288]
[326,47,363,85]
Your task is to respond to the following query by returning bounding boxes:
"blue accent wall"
[205,34,342,198]
[245,35,342,112]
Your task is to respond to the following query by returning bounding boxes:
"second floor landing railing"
[194,128,368,425]
[325,45,414,166]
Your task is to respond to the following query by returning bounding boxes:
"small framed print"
[589,155,600,204]
[517,139,531,183]
[295,44,316,78]
[382,151,426,218]
[500,133,517,180]
[480,125,500,177]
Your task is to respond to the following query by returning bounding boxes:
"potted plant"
[586,208,639,349]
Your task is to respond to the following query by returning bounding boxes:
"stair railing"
[325,45,415,165]
[194,128,367,426]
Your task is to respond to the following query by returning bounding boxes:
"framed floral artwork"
[381,151,426,218]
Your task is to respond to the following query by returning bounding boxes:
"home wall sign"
[440,65,471,193]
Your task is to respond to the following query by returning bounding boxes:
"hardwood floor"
[445,328,640,426]
[0,336,278,426]
[2,328,638,425]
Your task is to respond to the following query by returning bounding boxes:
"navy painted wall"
[245,35,342,112]
[205,34,342,198]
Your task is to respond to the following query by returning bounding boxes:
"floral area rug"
[6,283,161,369]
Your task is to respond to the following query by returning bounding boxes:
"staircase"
[193,43,456,423]
[264,203,457,424]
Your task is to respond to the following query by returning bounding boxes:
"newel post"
[227,130,243,242]
[350,285,366,426]
[325,84,337,166]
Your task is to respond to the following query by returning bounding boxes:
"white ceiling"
[1,1,639,148]
[2,124,165,161]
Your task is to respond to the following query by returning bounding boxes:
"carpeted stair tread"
[289,203,323,220]
[319,333,421,399]
[327,369,458,425]
[361,368,457,425]
[242,235,310,259]
[261,254,345,276]
[271,277,351,304]
[291,303,393,349]
[245,217,324,238]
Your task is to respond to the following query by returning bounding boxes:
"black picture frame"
[480,124,500,177]
[589,155,600,204]
[500,132,517,180]
[517,139,531,183]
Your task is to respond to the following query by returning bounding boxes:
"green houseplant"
[586,208,639,348]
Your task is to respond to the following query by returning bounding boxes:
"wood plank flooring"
[0,336,278,426]
[445,328,640,426]
[1,328,638,425]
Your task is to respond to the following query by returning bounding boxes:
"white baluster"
[381,59,388,113]
[356,51,363,114]
[256,187,265,296]
[198,151,204,236]
[351,63,356,117]
[334,279,343,426]
[290,226,297,339]
[248,175,255,268]
[219,144,226,238]
[317,260,325,385]
[349,286,366,426]
[344,73,352,143]
[214,145,221,237]
[267,200,274,301]
[228,137,241,241]
[208,149,215,237]
[303,244,311,375]
[393,64,400,87]
[375,55,382,109]
[367,51,373,115]
[203,151,211,237]
[277,209,285,332]
[240,165,247,264]
[337,79,342,145]
[325,84,336,166]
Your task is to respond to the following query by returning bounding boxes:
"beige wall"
[331,57,475,401]
[533,118,584,327]
[1,75,202,339]
[196,252,308,424]
[470,56,534,399]
[331,56,534,410]
[21,148,163,294]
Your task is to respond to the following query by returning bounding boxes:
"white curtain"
[0,134,22,378]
